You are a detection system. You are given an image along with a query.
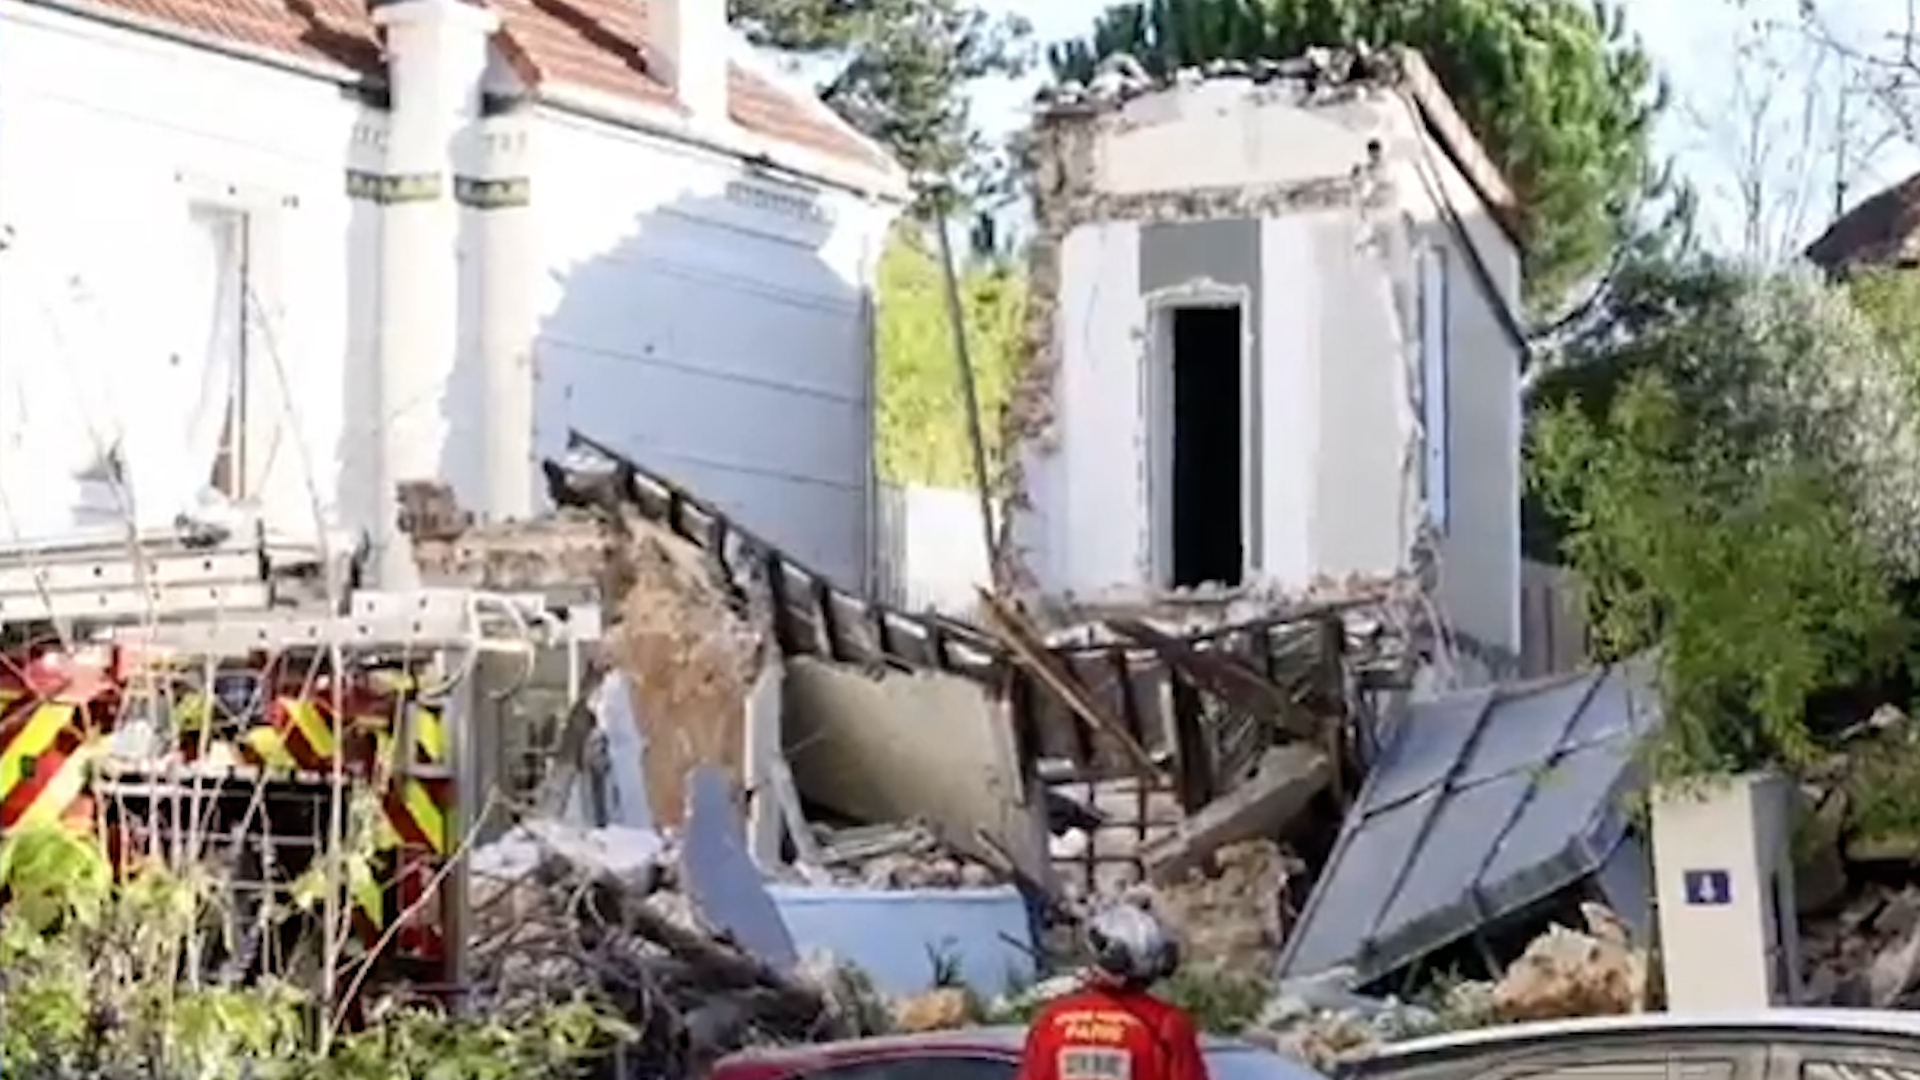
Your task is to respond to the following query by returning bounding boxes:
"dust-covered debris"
[1151,840,1302,983]
[604,516,768,826]
[1245,904,1642,1066]
[1802,882,1920,1005]
[1486,903,1649,1020]
[892,988,977,1031]
[469,821,871,1069]
[809,823,1006,889]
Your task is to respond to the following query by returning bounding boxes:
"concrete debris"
[1151,840,1302,983]
[1486,902,1649,1020]
[606,518,768,827]
[782,657,1055,891]
[1248,968,1458,1067]
[892,988,978,1032]
[1144,749,1329,884]
[809,822,1004,888]
[1247,905,1639,1066]
[536,437,1413,906]
[1802,883,1920,1005]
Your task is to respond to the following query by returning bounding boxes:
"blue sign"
[1683,868,1732,905]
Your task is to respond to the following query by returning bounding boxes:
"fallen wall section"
[782,657,1054,891]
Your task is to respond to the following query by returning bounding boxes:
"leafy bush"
[1529,264,1920,784]
[0,821,625,1080]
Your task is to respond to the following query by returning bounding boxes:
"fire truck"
[0,521,595,1005]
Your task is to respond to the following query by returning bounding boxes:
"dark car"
[1336,1010,1920,1080]
[712,1025,1329,1080]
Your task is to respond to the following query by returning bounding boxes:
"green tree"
[875,226,1025,487]
[1048,0,1672,312]
[727,0,1033,209]
[1527,260,1920,786]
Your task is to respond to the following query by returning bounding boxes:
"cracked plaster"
[995,51,1506,683]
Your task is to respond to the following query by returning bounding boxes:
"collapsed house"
[431,432,1415,908]
[427,431,1676,1031]
[1006,48,1527,680]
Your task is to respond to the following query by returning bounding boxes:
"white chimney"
[653,0,729,124]
[367,0,497,586]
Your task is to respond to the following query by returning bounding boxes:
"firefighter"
[1015,903,1211,1080]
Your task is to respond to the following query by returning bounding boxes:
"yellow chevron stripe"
[412,707,445,761]
[18,738,95,829]
[400,779,445,852]
[0,704,74,793]
[282,699,336,758]
[173,692,212,731]
[243,725,297,769]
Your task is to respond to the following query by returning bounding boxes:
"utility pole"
[925,187,1000,588]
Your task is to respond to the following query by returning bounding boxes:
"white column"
[476,114,535,519]
[369,0,498,586]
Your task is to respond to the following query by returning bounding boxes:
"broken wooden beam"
[976,589,1159,776]
[1106,617,1320,741]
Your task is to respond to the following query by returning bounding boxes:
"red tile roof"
[62,0,892,173]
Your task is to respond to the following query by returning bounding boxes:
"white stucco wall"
[1015,78,1522,657]
[0,0,362,541]
[529,107,891,589]
[0,2,898,590]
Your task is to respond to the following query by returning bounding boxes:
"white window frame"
[1418,243,1450,530]
[176,174,293,504]
[1141,278,1258,587]
[188,203,250,499]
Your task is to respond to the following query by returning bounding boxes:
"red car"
[713,1025,1329,1080]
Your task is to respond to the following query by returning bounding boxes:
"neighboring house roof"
[33,0,893,177]
[1804,170,1920,272]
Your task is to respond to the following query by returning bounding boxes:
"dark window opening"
[1168,305,1243,588]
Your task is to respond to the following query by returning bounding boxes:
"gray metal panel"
[1140,219,1264,567]
[682,764,799,970]
[1361,686,1491,810]
[1454,671,1601,784]
[1276,657,1660,984]
[1373,771,1529,939]
[1279,791,1435,975]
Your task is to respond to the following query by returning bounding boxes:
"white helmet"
[1084,902,1179,985]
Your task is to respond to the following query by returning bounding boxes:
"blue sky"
[965,0,1920,260]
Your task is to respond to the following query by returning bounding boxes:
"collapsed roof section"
[539,430,1408,804]
[1277,655,1661,987]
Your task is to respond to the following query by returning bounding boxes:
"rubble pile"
[602,515,767,825]
[469,823,881,1070]
[803,822,1004,888]
[1247,903,1645,1065]
[1789,707,1920,1005]
[1151,840,1301,983]
[1802,882,1920,1005]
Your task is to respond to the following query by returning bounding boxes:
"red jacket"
[1015,983,1210,1080]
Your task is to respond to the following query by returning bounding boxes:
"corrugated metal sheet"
[1277,656,1660,984]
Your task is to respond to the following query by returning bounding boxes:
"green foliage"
[1848,269,1920,368]
[0,821,625,1080]
[1526,260,1920,784]
[301,1002,620,1080]
[727,0,1032,210]
[1155,967,1271,1032]
[875,225,1025,487]
[1048,0,1674,312]
[1531,372,1904,781]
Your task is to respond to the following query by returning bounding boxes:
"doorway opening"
[1164,304,1244,588]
